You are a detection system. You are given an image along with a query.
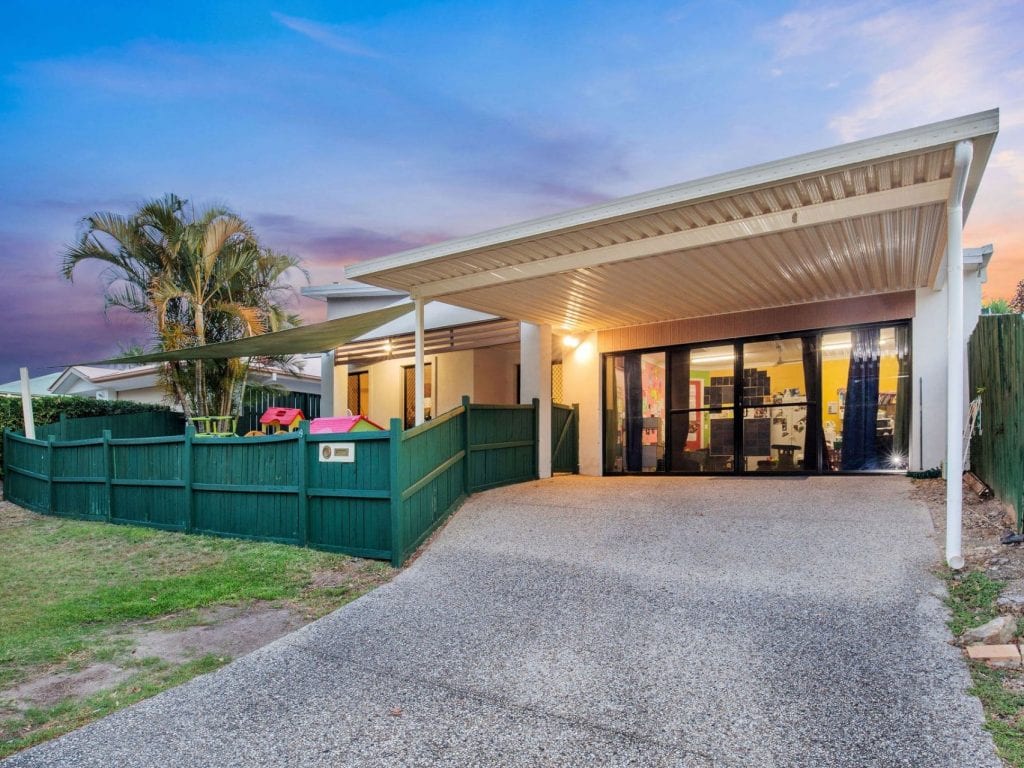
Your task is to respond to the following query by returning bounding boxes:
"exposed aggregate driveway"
[4,476,1000,767]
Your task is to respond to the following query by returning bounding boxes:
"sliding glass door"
[820,327,909,471]
[602,322,910,475]
[667,345,736,472]
[603,352,666,473]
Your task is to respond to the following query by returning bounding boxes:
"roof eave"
[345,109,999,282]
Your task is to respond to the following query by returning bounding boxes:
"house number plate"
[319,443,355,463]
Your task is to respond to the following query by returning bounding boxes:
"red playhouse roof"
[259,407,305,425]
[309,415,385,434]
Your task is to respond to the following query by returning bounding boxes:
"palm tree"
[61,194,306,420]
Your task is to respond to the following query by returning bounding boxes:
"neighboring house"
[48,359,322,407]
[323,108,998,510]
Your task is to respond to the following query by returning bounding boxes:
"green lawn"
[946,570,1024,766]
[0,500,392,757]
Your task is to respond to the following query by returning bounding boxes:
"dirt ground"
[912,475,1022,578]
[0,604,311,713]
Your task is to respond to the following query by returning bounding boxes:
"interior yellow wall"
[820,355,899,429]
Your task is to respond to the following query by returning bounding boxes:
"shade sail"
[83,302,414,365]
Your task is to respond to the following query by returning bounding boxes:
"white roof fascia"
[345,109,999,282]
[964,244,994,281]
[301,283,407,301]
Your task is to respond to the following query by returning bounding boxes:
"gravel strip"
[3,476,1000,767]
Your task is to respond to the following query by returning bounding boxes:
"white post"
[320,351,335,417]
[946,140,973,571]
[520,322,552,478]
[19,367,36,440]
[414,298,425,426]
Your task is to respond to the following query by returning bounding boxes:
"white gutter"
[946,140,974,570]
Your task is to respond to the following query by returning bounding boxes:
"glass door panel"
[603,352,667,473]
[740,338,815,472]
[821,326,910,471]
[668,344,737,473]
[603,355,627,473]
[670,410,735,472]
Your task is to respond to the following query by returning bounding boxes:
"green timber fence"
[3,397,572,566]
[969,314,1024,529]
[35,410,185,441]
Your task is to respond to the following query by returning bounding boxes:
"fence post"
[389,418,404,568]
[58,412,67,441]
[102,429,113,522]
[183,424,195,533]
[1,430,7,501]
[462,395,472,496]
[47,435,56,514]
[532,397,540,480]
[297,422,309,547]
[572,403,580,474]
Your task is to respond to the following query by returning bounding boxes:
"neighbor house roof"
[344,110,1000,331]
[0,372,62,396]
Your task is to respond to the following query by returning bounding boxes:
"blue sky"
[1,0,1022,382]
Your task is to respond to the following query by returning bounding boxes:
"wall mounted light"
[562,335,580,349]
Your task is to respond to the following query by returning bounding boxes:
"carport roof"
[344,110,999,331]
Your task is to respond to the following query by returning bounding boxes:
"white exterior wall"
[561,332,601,476]
[911,267,986,471]
[473,348,519,404]
[520,323,552,478]
[344,348,513,427]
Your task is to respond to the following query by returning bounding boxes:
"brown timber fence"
[969,314,1024,530]
[3,398,577,565]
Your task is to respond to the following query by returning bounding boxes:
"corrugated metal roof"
[344,110,999,331]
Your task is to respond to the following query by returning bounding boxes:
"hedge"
[0,395,169,479]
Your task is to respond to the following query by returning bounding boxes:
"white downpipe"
[414,298,425,426]
[946,140,973,571]
[19,367,36,440]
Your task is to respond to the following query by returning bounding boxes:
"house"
[324,109,1000,569]
[302,282,525,428]
[48,359,322,405]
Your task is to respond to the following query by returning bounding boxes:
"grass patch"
[946,571,1005,637]
[0,500,393,757]
[945,568,1024,766]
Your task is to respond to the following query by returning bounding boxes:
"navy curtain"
[841,328,881,470]
[625,355,643,472]
[801,336,820,471]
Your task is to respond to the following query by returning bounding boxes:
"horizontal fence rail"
[969,314,1024,529]
[3,396,561,566]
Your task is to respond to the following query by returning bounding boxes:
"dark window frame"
[600,318,912,477]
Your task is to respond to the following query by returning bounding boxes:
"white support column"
[320,351,335,417]
[414,298,426,426]
[520,322,552,478]
[19,367,36,440]
[946,140,973,571]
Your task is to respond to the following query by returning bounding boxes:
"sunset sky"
[1,1,1022,383]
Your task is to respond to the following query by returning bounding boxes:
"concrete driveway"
[4,476,1000,767]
